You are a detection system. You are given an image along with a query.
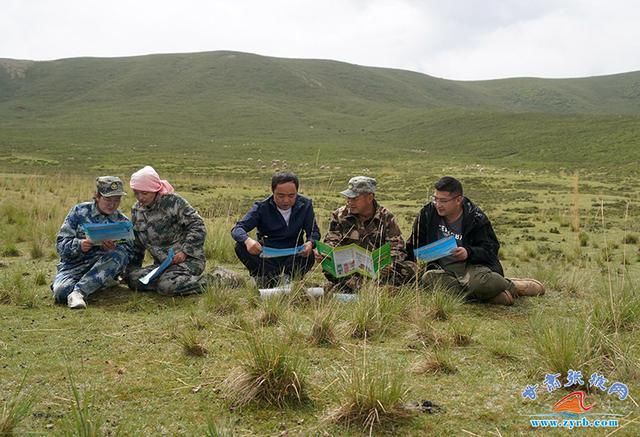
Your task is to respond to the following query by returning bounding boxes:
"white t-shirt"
[277,207,292,225]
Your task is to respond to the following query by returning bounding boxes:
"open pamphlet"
[413,236,458,262]
[260,244,306,258]
[139,248,175,285]
[83,222,134,244]
[315,241,391,279]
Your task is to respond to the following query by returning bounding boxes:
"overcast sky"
[2,0,638,80]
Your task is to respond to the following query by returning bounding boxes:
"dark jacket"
[406,197,504,275]
[231,194,320,249]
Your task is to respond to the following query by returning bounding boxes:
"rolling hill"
[0,51,639,172]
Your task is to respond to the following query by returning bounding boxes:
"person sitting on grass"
[231,171,320,288]
[52,176,133,309]
[125,166,241,295]
[319,176,417,293]
[406,176,545,305]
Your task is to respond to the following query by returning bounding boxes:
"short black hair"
[271,171,299,191]
[434,176,463,196]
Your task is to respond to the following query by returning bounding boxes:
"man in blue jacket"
[406,176,544,305]
[231,172,320,287]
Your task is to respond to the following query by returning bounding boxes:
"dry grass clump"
[308,301,340,347]
[449,320,475,346]
[407,314,451,350]
[224,330,307,408]
[412,346,458,375]
[325,359,413,434]
[177,328,208,357]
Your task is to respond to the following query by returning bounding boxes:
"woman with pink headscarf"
[124,166,209,295]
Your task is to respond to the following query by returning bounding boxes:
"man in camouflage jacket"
[321,176,416,292]
[52,176,133,309]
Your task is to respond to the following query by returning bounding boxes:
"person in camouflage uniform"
[320,176,417,292]
[125,166,242,295]
[52,176,133,309]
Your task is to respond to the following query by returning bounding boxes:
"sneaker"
[67,291,87,309]
[510,278,545,297]
[488,290,514,306]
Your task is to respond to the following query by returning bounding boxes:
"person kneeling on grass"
[52,176,133,309]
[125,166,241,295]
[406,176,545,306]
[231,171,320,288]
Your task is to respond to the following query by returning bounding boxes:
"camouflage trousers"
[420,263,514,302]
[52,250,129,304]
[126,263,244,296]
[126,262,205,296]
[325,260,417,292]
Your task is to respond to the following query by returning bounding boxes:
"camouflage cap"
[96,176,126,197]
[340,176,377,198]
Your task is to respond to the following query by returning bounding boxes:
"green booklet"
[316,241,392,279]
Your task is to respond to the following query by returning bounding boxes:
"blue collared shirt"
[231,194,320,249]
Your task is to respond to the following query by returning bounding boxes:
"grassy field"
[1,161,639,435]
[1,51,640,435]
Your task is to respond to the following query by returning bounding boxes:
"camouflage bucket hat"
[96,176,126,197]
[340,176,377,198]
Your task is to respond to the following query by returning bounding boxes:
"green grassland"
[1,51,640,174]
[1,52,640,435]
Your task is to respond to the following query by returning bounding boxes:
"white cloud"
[1,0,639,79]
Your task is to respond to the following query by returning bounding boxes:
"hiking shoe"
[510,278,545,297]
[207,266,246,288]
[67,291,87,309]
[488,290,514,306]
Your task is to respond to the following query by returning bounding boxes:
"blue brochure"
[83,222,133,244]
[139,248,175,285]
[413,236,458,262]
[260,244,306,258]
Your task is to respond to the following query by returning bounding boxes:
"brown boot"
[488,290,515,306]
[510,278,545,297]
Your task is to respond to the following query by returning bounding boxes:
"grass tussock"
[177,328,209,357]
[64,370,104,437]
[449,320,475,347]
[224,331,307,408]
[205,417,235,437]
[591,276,640,333]
[0,375,32,436]
[308,301,340,347]
[0,271,41,308]
[348,285,406,340]
[424,288,464,321]
[257,293,288,327]
[202,285,241,316]
[407,314,451,350]
[412,346,458,375]
[326,360,413,433]
[531,315,596,375]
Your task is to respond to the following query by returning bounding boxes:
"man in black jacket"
[231,171,320,287]
[406,176,544,305]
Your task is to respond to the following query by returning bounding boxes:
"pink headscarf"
[129,166,175,194]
